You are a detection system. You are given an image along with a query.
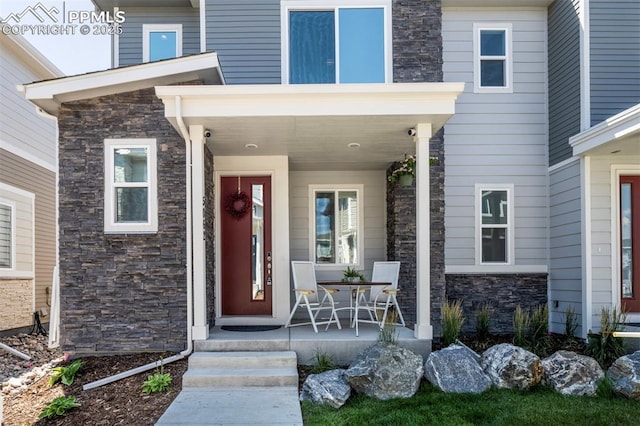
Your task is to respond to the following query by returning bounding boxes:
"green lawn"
[301,383,638,425]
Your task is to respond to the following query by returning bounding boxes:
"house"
[19,0,637,356]
[547,0,640,336]
[0,33,62,334]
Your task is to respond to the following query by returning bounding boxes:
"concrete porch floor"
[196,324,431,365]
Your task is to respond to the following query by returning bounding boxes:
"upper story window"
[0,202,13,269]
[476,185,514,264]
[104,139,158,234]
[309,185,364,269]
[473,23,512,93]
[282,0,391,84]
[143,24,182,62]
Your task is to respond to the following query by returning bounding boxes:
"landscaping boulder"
[542,350,604,396]
[424,344,491,394]
[480,343,543,390]
[300,369,351,408]
[608,350,640,400]
[345,343,424,400]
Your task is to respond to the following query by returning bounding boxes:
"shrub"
[442,299,464,346]
[513,305,530,348]
[564,305,579,339]
[49,360,83,386]
[39,396,80,419]
[529,304,551,357]
[475,304,492,341]
[142,364,172,394]
[587,306,627,369]
[377,309,399,345]
[310,350,336,374]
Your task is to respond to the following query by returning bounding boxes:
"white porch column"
[189,124,209,340]
[414,123,433,340]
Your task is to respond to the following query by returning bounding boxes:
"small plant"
[342,266,366,283]
[377,309,399,345]
[39,396,81,419]
[587,306,628,369]
[529,304,551,357]
[441,299,464,346]
[564,305,579,339]
[513,305,530,348]
[49,359,83,386]
[310,350,336,374]
[142,364,172,394]
[475,304,493,341]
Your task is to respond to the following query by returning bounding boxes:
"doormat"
[221,325,282,332]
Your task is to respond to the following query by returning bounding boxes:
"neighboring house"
[547,0,640,336]
[19,0,637,356]
[0,33,62,333]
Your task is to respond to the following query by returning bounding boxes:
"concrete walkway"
[155,387,303,425]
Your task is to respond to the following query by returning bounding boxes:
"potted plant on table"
[342,266,366,283]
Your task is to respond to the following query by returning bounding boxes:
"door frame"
[611,164,640,321]
[214,156,291,325]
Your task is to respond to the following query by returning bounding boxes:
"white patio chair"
[356,261,405,328]
[285,261,342,333]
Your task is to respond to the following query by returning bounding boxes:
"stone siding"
[204,147,216,325]
[0,280,32,330]
[57,87,188,354]
[388,0,444,336]
[445,274,549,335]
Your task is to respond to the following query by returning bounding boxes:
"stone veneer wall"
[388,0,445,337]
[57,87,188,354]
[446,274,548,335]
[0,280,32,330]
[204,147,216,325]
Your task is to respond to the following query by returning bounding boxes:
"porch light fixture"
[347,143,360,149]
[245,143,258,149]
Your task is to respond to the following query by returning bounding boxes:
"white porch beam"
[190,124,209,340]
[414,123,433,340]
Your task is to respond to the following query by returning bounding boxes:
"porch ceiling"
[155,83,465,171]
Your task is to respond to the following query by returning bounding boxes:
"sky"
[1,0,111,75]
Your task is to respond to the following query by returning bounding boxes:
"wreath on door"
[225,191,252,220]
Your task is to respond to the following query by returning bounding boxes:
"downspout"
[83,96,194,390]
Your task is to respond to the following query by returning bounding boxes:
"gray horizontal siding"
[118,7,200,66]
[548,0,581,166]
[590,0,640,126]
[205,0,280,84]
[549,159,582,336]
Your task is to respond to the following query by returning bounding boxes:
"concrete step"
[188,351,297,369]
[182,366,299,387]
[194,338,289,352]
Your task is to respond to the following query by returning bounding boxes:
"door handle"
[266,252,272,286]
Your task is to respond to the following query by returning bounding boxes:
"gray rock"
[542,351,604,396]
[300,369,351,409]
[608,351,640,400]
[424,344,491,394]
[481,343,543,390]
[345,343,424,400]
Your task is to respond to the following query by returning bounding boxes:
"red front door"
[220,176,272,315]
[621,176,640,313]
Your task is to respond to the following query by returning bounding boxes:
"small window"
[309,185,363,267]
[143,24,182,62]
[476,185,513,264]
[473,24,512,93]
[104,139,158,234]
[0,202,13,269]
[283,1,390,84]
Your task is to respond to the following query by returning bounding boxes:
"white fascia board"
[442,0,553,6]
[156,82,465,120]
[570,103,640,156]
[23,53,222,115]
[1,33,63,79]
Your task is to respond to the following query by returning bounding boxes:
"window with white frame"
[309,185,363,267]
[473,23,512,93]
[282,0,391,84]
[476,185,513,264]
[0,202,13,269]
[104,139,158,234]
[142,24,182,62]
